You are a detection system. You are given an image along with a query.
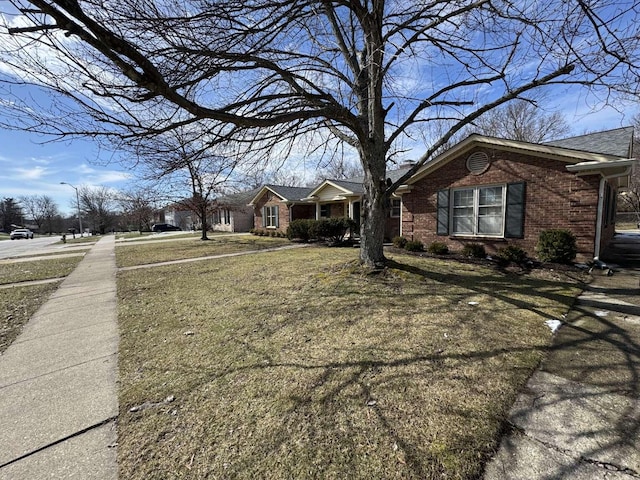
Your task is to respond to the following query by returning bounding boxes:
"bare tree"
[78,185,116,234]
[465,99,571,143]
[131,128,238,240]
[2,1,639,266]
[19,194,59,234]
[117,187,159,233]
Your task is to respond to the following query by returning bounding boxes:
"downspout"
[399,196,403,237]
[593,177,606,261]
[593,166,633,260]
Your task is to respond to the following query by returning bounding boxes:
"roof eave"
[407,135,629,185]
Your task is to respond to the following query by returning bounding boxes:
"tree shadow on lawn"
[490,271,640,480]
[121,255,624,479]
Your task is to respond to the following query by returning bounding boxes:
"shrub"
[404,240,424,252]
[392,236,408,248]
[427,241,449,255]
[311,217,356,244]
[287,219,314,241]
[536,229,577,264]
[496,245,528,264]
[462,243,486,258]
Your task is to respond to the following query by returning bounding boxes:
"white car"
[10,228,34,240]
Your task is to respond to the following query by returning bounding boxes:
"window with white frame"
[390,198,401,217]
[223,209,231,225]
[264,205,279,227]
[452,185,504,236]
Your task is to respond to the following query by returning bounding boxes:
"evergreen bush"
[536,229,577,263]
[462,243,486,258]
[427,241,449,254]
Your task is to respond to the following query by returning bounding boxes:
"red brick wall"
[254,191,291,232]
[402,148,602,261]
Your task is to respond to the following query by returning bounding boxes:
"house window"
[223,209,231,225]
[263,205,279,228]
[390,198,401,218]
[452,185,504,236]
[213,210,221,225]
[320,204,329,218]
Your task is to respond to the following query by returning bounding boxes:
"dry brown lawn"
[116,245,583,479]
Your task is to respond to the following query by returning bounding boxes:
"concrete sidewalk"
[0,236,118,479]
[484,266,640,480]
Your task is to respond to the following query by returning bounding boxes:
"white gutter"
[593,165,634,260]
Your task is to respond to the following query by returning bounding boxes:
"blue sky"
[0,126,132,216]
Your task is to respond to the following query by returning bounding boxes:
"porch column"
[348,200,353,220]
[315,202,320,220]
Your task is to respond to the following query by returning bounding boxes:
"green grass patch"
[117,247,582,479]
[0,257,84,285]
[116,235,291,268]
[1,283,60,353]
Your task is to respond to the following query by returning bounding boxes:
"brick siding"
[402,147,603,261]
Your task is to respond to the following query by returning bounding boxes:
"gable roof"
[215,187,263,208]
[406,130,635,185]
[248,184,313,205]
[544,126,634,158]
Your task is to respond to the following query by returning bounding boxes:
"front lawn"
[117,246,583,479]
[0,256,84,353]
[116,235,291,268]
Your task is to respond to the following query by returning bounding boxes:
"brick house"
[398,127,636,262]
[249,168,410,239]
[249,127,635,261]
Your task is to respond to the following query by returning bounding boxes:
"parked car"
[10,228,34,240]
[152,223,182,232]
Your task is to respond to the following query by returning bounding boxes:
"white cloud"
[13,166,49,180]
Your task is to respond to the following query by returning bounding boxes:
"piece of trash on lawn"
[545,320,563,333]
[468,301,479,306]
[595,311,609,317]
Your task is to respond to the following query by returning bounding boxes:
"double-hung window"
[390,198,401,218]
[452,185,504,236]
[263,205,279,228]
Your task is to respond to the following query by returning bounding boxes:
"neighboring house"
[249,167,412,240]
[210,188,260,232]
[398,127,636,262]
[154,204,193,230]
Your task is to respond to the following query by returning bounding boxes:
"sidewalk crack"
[0,416,117,470]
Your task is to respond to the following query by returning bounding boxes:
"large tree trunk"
[359,146,387,268]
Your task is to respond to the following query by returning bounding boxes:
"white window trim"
[450,184,506,237]
[390,198,401,218]
[265,205,279,228]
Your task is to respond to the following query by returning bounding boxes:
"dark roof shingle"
[544,126,634,158]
